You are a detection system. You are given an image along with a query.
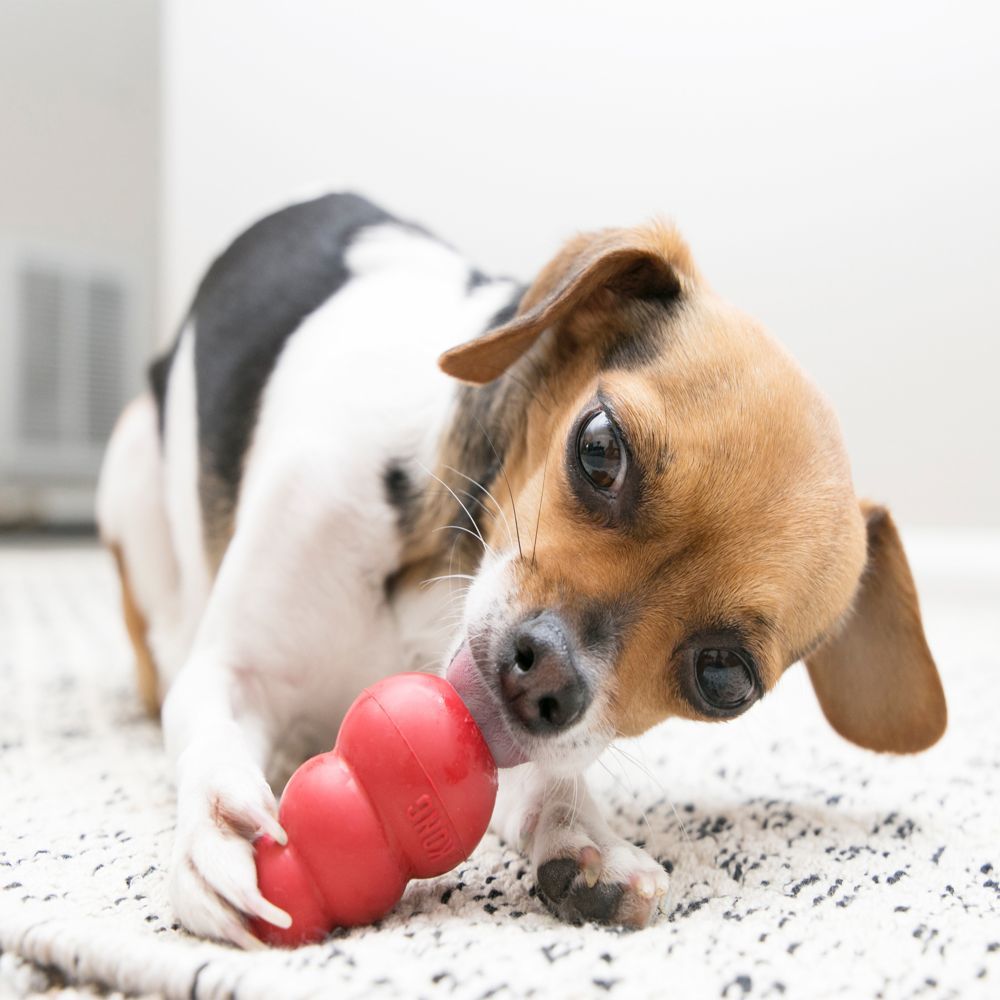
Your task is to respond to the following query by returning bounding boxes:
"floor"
[0,531,998,999]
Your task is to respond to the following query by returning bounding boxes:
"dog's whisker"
[423,486,500,527]
[596,757,631,803]
[441,464,514,548]
[420,463,495,557]
[441,464,506,514]
[568,774,581,831]
[420,574,475,587]
[446,519,465,628]
[472,415,523,561]
[605,746,655,839]
[516,353,559,411]
[432,523,495,556]
[610,744,693,854]
[457,488,504,530]
[436,611,470,629]
[453,487,511,550]
[422,486,506,546]
[452,483,503,524]
[437,580,471,602]
[503,367,552,418]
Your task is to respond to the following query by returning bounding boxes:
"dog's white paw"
[494,767,670,928]
[516,782,669,929]
[533,824,670,928]
[170,753,290,948]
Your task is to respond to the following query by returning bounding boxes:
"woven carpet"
[0,535,998,999]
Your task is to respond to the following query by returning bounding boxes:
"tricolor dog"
[97,193,947,946]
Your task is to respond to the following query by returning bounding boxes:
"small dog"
[97,193,946,946]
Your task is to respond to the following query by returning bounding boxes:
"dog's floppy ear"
[439,224,696,385]
[805,503,946,753]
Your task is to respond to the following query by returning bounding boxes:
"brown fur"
[805,503,947,751]
[437,222,946,753]
[110,543,161,718]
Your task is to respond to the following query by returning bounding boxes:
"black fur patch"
[466,268,491,292]
[383,460,419,536]
[601,295,683,371]
[576,598,631,659]
[194,194,396,536]
[606,257,681,303]
[149,192,404,552]
[147,344,177,435]
[602,325,665,371]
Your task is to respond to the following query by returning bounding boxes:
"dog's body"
[98,193,946,946]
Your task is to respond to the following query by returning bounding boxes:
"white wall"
[163,0,1000,527]
[0,0,160,349]
[0,0,160,520]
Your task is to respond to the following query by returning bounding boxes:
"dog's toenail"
[581,847,602,888]
[632,873,656,899]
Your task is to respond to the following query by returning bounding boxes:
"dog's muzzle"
[446,611,592,767]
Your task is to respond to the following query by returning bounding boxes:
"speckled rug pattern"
[1,538,998,999]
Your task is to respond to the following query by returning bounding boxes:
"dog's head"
[436,222,946,773]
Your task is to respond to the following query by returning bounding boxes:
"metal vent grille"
[8,257,131,480]
[85,277,125,445]
[18,265,65,444]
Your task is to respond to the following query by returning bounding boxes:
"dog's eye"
[695,648,756,711]
[577,410,626,491]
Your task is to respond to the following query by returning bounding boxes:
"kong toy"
[251,673,498,946]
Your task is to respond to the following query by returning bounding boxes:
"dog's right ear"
[438,224,698,385]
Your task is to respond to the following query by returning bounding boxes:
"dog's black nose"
[500,613,590,734]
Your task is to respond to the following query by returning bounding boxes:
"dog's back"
[99,192,519,709]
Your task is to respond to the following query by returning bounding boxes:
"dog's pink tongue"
[447,643,528,769]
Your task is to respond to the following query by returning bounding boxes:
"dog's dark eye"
[577,410,626,491]
[695,648,756,711]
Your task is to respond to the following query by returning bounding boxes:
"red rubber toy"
[250,673,498,946]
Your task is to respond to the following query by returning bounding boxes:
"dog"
[96,192,947,947]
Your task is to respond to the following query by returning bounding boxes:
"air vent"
[4,253,133,484]
[84,277,126,445]
[18,265,66,444]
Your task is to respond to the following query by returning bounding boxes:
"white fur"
[492,763,670,925]
[99,217,661,946]
[159,324,212,685]
[95,395,181,704]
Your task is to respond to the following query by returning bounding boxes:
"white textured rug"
[1,536,998,1000]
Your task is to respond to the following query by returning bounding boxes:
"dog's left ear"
[439,224,697,385]
[805,503,947,753]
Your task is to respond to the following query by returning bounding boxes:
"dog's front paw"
[494,766,670,929]
[534,833,669,928]
[170,755,290,948]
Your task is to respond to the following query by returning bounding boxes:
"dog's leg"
[493,764,669,928]
[160,448,410,946]
[96,394,186,714]
[162,654,288,948]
